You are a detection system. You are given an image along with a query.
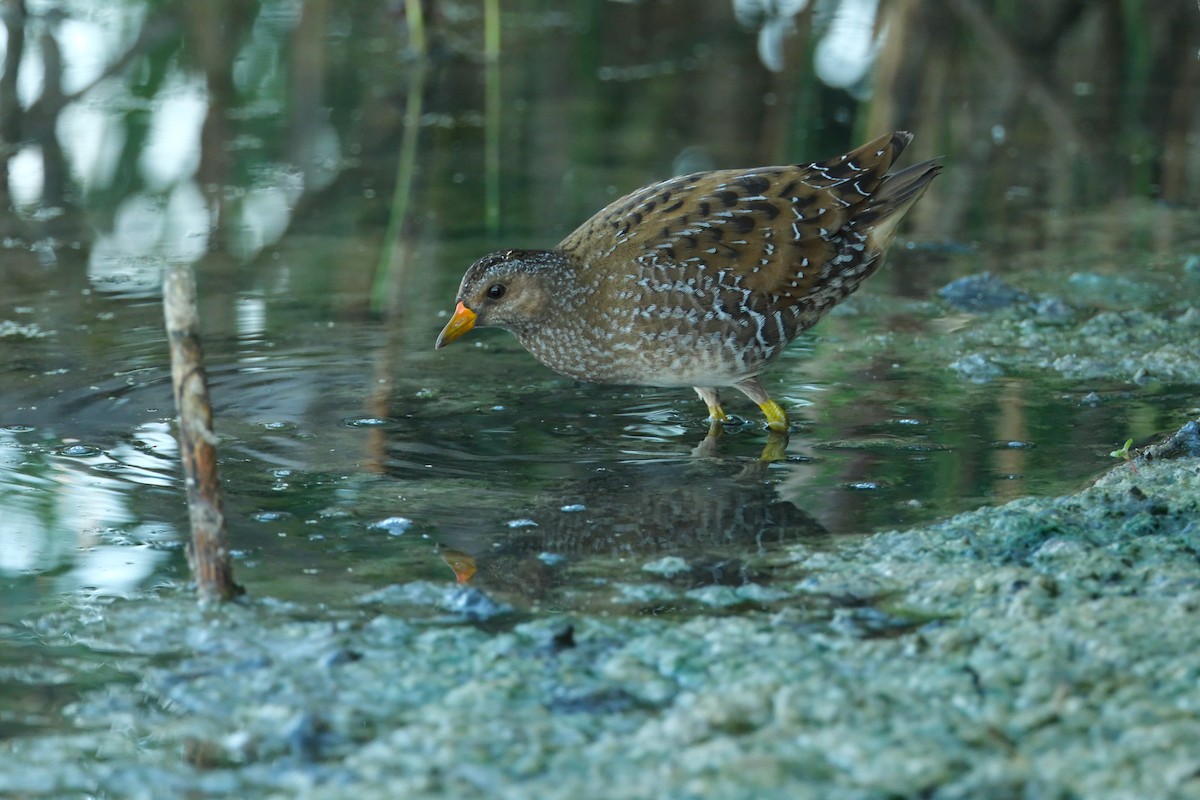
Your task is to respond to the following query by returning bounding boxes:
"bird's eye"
[486,283,506,300]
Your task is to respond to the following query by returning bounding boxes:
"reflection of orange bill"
[440,548,477,584]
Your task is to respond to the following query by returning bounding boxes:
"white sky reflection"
[4,5,308,278]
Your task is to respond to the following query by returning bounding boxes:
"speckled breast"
[515,259,802,387]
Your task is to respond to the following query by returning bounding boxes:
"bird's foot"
[758,400,790,433]
[707,404,731,426]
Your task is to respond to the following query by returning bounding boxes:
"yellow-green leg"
[734,377,790,432]
[693,386,729,431]
[693,383,790,461]
[757,399,789,432]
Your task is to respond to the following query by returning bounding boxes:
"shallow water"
[3,252,1195,619]
[3,0,1200,788]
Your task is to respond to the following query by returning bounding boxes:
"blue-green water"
[2,0,1200,774]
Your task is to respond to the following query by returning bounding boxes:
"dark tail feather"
[861,158,942,251]
[876,159,943,211]
[818,130,914,182]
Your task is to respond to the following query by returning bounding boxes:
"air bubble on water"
[58,444,101,457]
[370,517,413,536]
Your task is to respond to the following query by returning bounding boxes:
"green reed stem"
[372,59,427,313]
[484,0,501,234]
[405,0,427,56]
[484,0,500,61]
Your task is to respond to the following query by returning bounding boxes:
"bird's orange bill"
[439,548,477,584]
[435,302,477,349]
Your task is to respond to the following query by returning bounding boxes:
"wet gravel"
[5,420,1200,799]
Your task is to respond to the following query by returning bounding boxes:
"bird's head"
[435,249,569,348]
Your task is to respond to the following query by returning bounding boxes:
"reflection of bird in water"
[434,459,828,605]
[437,132,940,434]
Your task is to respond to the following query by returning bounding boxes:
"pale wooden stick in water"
[163,263,242,602]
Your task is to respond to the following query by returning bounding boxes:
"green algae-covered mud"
[5,424,1199,799]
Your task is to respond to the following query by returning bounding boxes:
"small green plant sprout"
[1110,438,1139,473]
